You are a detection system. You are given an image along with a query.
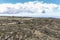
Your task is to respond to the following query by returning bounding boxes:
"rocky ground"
[0,16,60,40]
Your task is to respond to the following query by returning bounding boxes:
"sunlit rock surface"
[0,16,60,40]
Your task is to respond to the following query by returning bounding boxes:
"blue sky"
[39,0,60,5]
[0,0,60,4]
[0,0,35,3]
[0,0,60,18]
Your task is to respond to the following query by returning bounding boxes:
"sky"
[0,0,60,18]
[0,0,60,4]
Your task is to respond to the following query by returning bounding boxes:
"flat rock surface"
[0,17,60,40]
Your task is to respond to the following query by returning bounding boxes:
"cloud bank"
[0,1,60,17]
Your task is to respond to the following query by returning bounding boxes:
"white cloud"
[0,1,60,18]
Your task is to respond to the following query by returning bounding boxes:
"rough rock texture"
[0,17,60,40]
